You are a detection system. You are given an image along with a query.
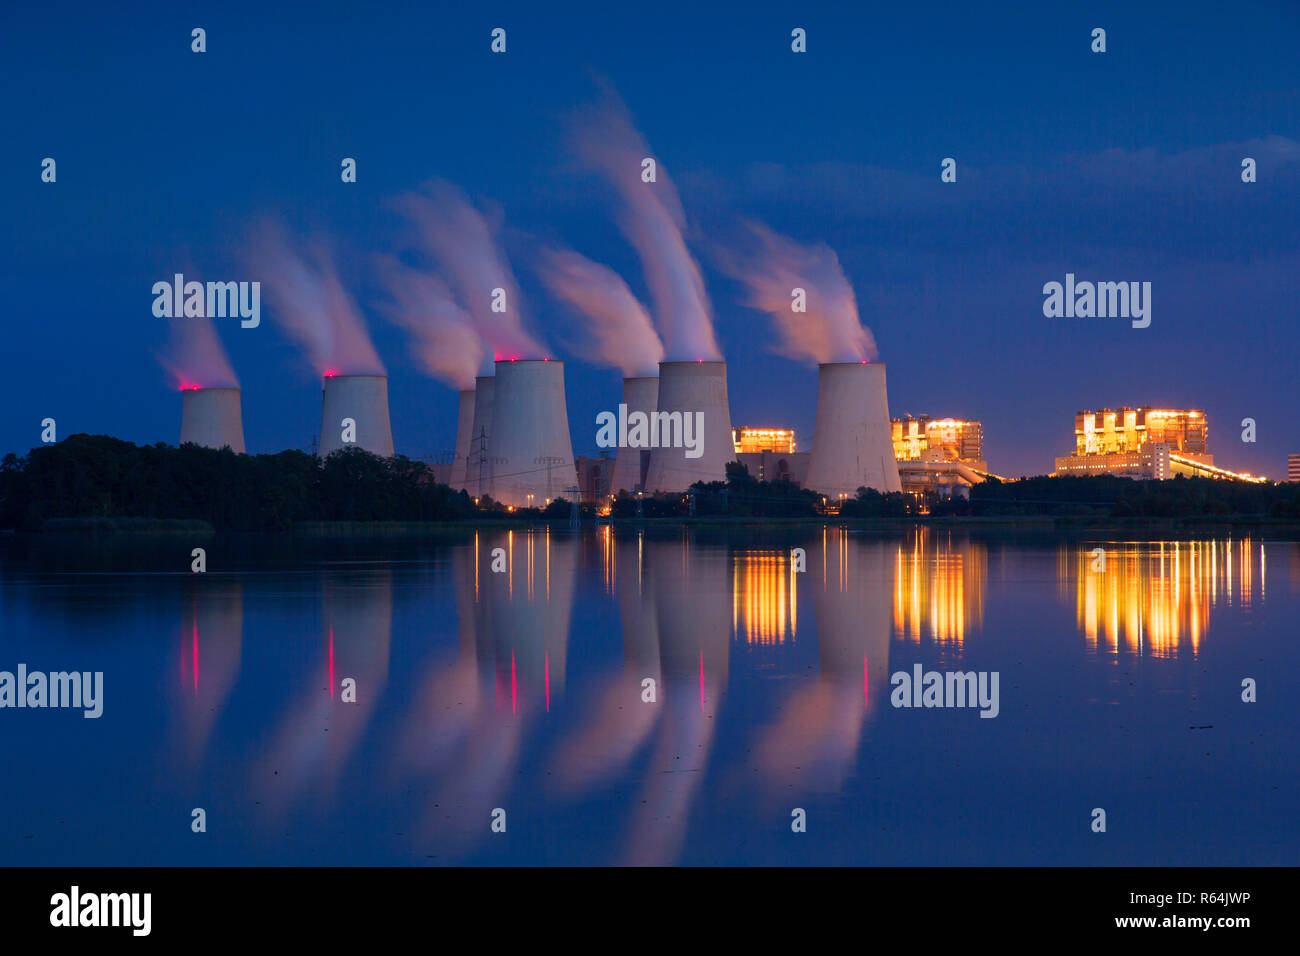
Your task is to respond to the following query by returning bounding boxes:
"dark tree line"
[3,436,1297,531]
[611,461,824,518]
[964,474,1300,518]
[0,434,479,531]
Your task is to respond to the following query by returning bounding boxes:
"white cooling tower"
[449,388,475,490]
[319,374,394,458]
[180,387,246,453]
[465,375,495,498]
[610,376,658,495]
[489,359,576,508]
[805,362,901,497]
[643,361,735,493]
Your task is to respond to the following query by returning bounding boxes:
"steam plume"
[249,223,385,376]
[535,247,664,377]
[373,255,484,391]
[716,221,877,364]
[572,89,721,361]
[396,180,545,363]
[159,309,239,390]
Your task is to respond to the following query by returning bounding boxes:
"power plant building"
[732,426,807,485]
[1054,407,1216,479]
[892,416,984,467]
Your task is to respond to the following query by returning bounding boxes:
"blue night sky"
[2,0,1297,478]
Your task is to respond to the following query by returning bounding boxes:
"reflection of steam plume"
[549,531,662,797]
[620,534,729,865]
[398,180,545,362]
[250,223,384,375]
[254,571,392,815]
[400,531,575,857]
[475,528,577,706]
[573,89,721,361]
[174,579,244,767]
[373,255,483,391]
[716,222,876,364]
[535,247,663,377]
[159,313,239,390]
[750,529,891,797]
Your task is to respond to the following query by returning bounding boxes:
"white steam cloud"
[572,88,721,361]
[158,309,239,390]
[373,255,484,391]
[716,221,877,364]
[535,247,664,377]
[249,223,385,376]
[396,180,545,365]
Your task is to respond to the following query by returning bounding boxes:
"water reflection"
[1062,539,1267,657]
[1,526,1289,865]
[748,528,892,798]
[171,578,243,767]
[892,528,986,646]
[253,569,392,814]
[732,550,797,645]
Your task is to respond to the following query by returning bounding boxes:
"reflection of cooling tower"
[466,375,495,497]
[327,570,394,684]
[643,361,734,493]
[812,530,891,698]
[489,360,576,507]
[319,375,395,458]
[180,387,245,453]
[475,530,576,704]
[176,579,244,763]
[805,362,901,497]
[449,389,475,491]
[646,535,730,684]
[616,533,660,679]
[611,377,658,495]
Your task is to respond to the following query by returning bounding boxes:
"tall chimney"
[489,359,576,508]
[180,386,246,453]
[465,375,495,498]
[643,360,734,493]
[610,376,658,495]
[804,362,901,498]
[319,374,394,458]
[449,388,476,491]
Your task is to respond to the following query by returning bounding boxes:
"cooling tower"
[489,359,576,508]
[319,374,394,458]
[610,376,658,495]
[180,387,245,453]
[449,388,475,491]
[643,361,734,493]
[805,362,902,497]
[466,375,495,498]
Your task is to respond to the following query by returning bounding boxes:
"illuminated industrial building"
[1054,407,1226,479]
[730,426,809,485]
[733,427,796,455]
[891,416,988,498]
[892,416,984,465]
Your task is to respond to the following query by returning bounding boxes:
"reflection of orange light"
[893,528,985,646]
[1073,538,1263,658]
[732,552,795,645]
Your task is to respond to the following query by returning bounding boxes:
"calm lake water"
[1,526,1296,866]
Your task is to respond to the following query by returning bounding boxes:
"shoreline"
[13,514,1300,537]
